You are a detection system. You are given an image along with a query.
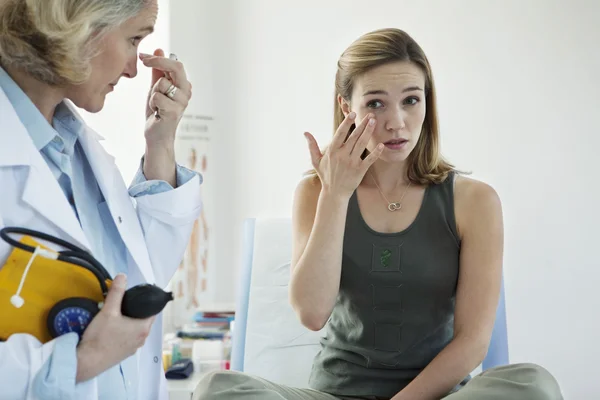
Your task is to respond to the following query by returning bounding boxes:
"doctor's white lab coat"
[0,87,202,399]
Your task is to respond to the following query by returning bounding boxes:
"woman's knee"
[516,363,563,400]
[193,370,259,398]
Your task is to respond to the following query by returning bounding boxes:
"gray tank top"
[308,173,468,398]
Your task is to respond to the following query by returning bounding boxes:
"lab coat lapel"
[0,89,91,250]
[69,103,155,284]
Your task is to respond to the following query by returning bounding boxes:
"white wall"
[163,0,239,324]
[215,0,599,397]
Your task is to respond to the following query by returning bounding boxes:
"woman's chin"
[378,149,412,164]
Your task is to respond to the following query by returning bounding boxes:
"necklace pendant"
[388,202,402,211]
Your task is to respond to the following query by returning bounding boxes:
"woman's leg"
[192,370,343,400]
[443,363,563,400]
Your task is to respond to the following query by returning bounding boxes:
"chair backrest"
[231,217,509,387]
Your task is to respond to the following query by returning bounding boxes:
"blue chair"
[231,218,509,383]
[483,277,509,370]
[230,218,256,373]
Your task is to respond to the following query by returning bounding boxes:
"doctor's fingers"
[149,92,186,121]
[153,77,191,105]
[142,55,192,94]
[101,274,127,314]
[133,316,156,345]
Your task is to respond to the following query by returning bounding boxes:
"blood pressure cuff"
[0,236,109,343]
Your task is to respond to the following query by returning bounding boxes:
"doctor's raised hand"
[0,1,202,399]
[140,49,193,187]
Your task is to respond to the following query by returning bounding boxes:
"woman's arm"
[289,177,349,331]
[392,177,504,400]
[290,113,382,331]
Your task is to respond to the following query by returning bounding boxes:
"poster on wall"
[168,113,216,330]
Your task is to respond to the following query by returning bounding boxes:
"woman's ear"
[337,94,351,117]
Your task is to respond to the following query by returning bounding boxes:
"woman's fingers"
[351,116,376,156]
[304,132,323,169]
[331,112,357,149]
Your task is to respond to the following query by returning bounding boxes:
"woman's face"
[340,61,427,164]
[65,0,158,112]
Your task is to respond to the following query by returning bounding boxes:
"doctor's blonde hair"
[0,0,150,86]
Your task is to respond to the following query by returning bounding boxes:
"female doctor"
[0,0,201,399]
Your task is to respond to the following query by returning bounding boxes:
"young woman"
[193,28,562,400]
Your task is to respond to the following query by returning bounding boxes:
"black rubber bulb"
[121,284,174,319]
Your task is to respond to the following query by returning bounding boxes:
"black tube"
[0,227,110,295]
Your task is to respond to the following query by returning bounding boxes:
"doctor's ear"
[337,95,352,117]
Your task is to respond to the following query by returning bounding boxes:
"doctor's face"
[65,1,158,113]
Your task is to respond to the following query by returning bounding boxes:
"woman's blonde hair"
[0,0,149,86]
[310,28,455,185]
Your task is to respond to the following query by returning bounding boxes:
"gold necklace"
[369,171,412,212]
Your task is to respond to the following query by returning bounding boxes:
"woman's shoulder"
[294,174,322,198]
[453,174,502,236]
[453,174,500,204]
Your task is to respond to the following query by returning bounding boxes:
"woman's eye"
[405,96,420,105]
[367,100,384,109]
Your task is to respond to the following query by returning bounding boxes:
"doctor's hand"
[139,48,193,187]
[75,274,156,383]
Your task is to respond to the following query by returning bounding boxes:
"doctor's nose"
[122,56,138,79]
